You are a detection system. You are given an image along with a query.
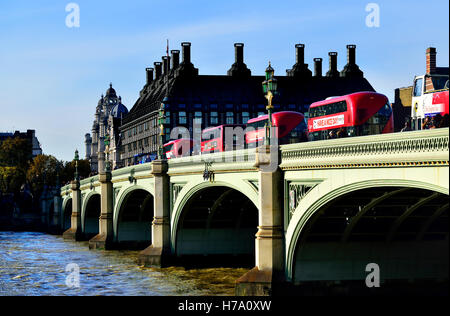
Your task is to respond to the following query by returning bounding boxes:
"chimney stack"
[171,50,180,69]
[326,52,339,77]
[340,45,363,78]
[146,67,154,84]
[154,62,162,80]
[162,56,170,75]
[314,58,322,77]
[181,42,191,64]
[296,44,305,65]
[347,45,356,65]
[227,43,251,77]
[426,47,436,74]
[234,43,244,64]
[287,43,311,78]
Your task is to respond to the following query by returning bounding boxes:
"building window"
[138,139,143,148]
[139,124,143,133]
[133,142,137,150]
[128,143,132,151]
[210,112,218,125]
[144,122,149,131]
[242,104,249,110]
[210,104,218,110]
[194,112,202,124]
[242,112,250,124]
[226,112,234,124]
[288,104,296,110]
[179,104,186,109]
[144,137,149,146]
[179,111,187,124]
[165,111,171,124]
[128,129,132,137]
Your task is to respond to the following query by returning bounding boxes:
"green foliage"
[0,137,32,169]
[26,155,63,196]
[0,166,26,193]
[60,159,91,185]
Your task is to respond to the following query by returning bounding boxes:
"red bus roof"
[309,91,387,108]
[246,111,304,125]
[163,138,193,147]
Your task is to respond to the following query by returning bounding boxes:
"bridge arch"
[171,179,259,264]
[113,185,154,248]
[81,192,101,238]
[62,198,72,231]
[286,178,449,288]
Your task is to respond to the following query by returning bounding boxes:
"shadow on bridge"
[63,199,72,232]
[290,186,449,295]
[175,186,258,268]
[83,194,100,240]
[115,189,154,249]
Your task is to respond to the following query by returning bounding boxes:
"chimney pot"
[181,42,191,64]
[314,58,323,77]
[347,44,356,65]
[295,44,305,65]
[154,62,162,80]
[326,52,339,77]
[171,50,180,69]
[146,67,154,84]
[234,43,244,64]
[162,56,170,75]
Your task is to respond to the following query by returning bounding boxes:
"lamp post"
[262,62,278,145]
[158,96,169,160]
[74,149,79,181]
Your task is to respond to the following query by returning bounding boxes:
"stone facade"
[85,84,128,173]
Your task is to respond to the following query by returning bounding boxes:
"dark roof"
[435,67,449,76]
[122,73,374,125]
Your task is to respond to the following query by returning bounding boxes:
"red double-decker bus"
[307,92,393,141]
[245,111,306,145]
[164,139,194,159]
[201,124,246,153]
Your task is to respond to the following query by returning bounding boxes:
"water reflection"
[0,232,247,296]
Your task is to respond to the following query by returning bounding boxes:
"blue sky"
[0,0,448,161]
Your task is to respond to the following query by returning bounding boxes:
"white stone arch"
[81,190,101,233]
[113,184,155,241]
[170,175,259,253]
[285,176,449,281]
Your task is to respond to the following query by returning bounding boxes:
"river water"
[0,231,248,296]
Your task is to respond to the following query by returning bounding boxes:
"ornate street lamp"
[74,149,79,181]
[158,96,169,160]
[262,62,278,145]
[104,133,111,172]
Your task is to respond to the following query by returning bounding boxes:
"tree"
[26,155,63,197]
[60,159,91,185]
[0,166,25,193]
[0,137,32,170]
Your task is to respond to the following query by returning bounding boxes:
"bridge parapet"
[167,148,257,175]
[280,129,449,170]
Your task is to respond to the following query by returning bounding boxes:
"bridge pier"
[62,180,83,240]
[89,171,114,249]
[139,160,172,266]
[236,145,286,296]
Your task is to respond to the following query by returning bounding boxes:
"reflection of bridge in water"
[46,129,448,295]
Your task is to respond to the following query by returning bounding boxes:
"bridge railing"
[280,129,449,170]
[167,148,257,174]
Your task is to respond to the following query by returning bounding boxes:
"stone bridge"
[49,128,448,295]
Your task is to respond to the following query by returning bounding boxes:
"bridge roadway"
[46,128,448,295]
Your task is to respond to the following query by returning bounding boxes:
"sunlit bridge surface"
[0,232,247,296]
